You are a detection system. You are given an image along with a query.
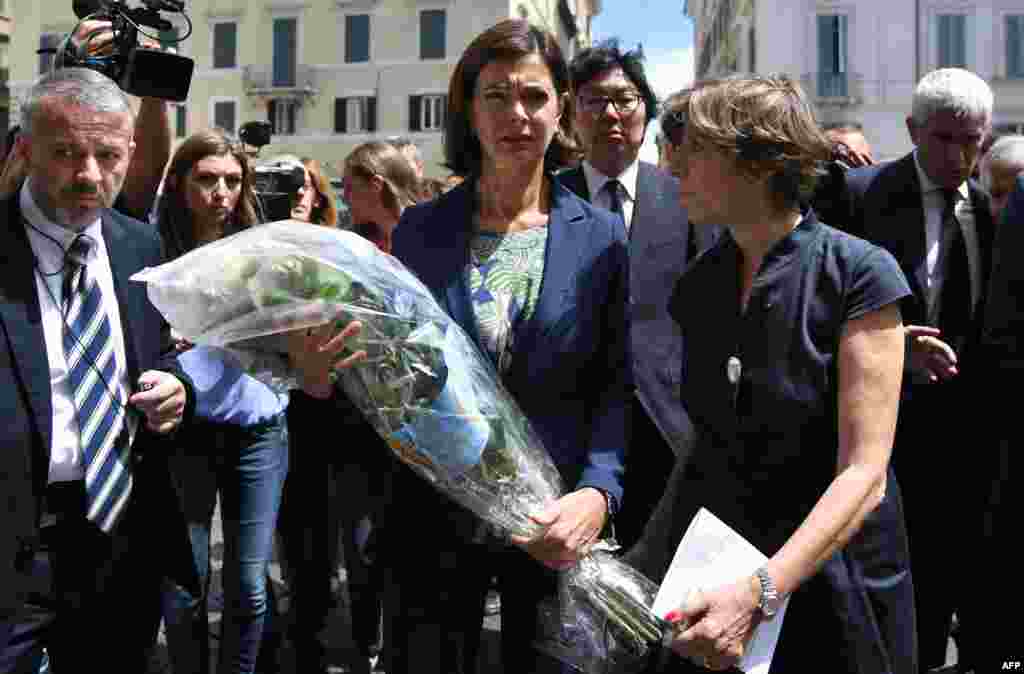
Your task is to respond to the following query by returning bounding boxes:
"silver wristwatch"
[754,566,780,618]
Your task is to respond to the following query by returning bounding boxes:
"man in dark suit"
[973,175,1024,674]
[834,68,995,674]
[560,42,711,548]
[0,68,196,671]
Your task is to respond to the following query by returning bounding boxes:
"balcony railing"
[243,64,318,96]
[801,72,864,106]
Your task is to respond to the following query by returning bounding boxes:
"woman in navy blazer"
[381,19,629,674]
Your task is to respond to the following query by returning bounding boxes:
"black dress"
[627,211,917,674]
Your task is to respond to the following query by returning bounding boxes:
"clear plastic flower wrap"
[536,542,673,673]
[131,221,670,667]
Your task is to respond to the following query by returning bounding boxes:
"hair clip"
[736,129,786,162]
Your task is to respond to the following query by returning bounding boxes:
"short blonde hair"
[674,74,833,211]
[344,141,421,218]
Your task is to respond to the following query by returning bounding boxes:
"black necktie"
[604,179,625,231]
[937,188,971,351]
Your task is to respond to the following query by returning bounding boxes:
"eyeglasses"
[578,92,643,117]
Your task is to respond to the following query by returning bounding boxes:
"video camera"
[62,0,195,101]
[253,155,307,223]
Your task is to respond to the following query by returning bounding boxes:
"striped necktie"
[63,234,133,533]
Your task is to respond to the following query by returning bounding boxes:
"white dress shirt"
[20,179,135,484]
[582,160,639,233]
[913,152,981,319]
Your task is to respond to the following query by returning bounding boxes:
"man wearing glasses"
[560,41,710,548]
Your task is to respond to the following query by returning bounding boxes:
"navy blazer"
[840,152,996,338]
[0,196,197,614]
[558,162,710,459]
[392,177,630,506]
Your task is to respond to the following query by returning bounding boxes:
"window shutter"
[817,16,834,97]
[410,96,422,132]
[214,23,237,69]
[1008,16,1023,77]
[367,97,378,133]
[287,102,297,135]
[346,14,370,63]
[335,98,347,134]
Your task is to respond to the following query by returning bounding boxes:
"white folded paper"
[651,508,789,674]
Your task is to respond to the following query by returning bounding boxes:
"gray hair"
[980,135,1024,191]
[20,67,134,137]
[911,68,993,126]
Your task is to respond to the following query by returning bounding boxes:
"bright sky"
[590,2,696,163]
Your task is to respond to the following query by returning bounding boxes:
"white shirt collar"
[20,177,104,263]
[913,150,969,203]
[582,159,640,203]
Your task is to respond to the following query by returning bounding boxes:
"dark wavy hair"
[157,130,259,260]
[569,39,659,127]
[444,19,577,176]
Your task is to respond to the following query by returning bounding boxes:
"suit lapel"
[0,197,54,459]
[885,156,930,306]
[432,183,482,349]
[521,179,586,346]
[558,166,590,202]
[633,162,691,252]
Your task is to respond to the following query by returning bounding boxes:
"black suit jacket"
[0,196,197,615]
[840,152,995,358]
[981,174,1024,365]
[558,162,711,460]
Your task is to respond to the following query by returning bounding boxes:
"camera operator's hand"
[69,19,164,58]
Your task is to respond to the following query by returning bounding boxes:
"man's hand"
[129,370,186,434]
[510,487,608,570]
[905,325,959,382]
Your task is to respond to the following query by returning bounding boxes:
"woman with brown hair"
[628,75,916,673]
[342,140,421,252]
[293,157,339,226]
[383,17,627,674]
[157,130,259,258]
[155,130,289,674]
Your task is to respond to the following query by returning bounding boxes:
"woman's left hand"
[509,487,608,570]
[285,320,366,398]
[664,577,762,671]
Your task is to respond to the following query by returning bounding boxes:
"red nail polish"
[663,610,682,623]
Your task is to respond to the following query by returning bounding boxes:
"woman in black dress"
[628,75,917,673]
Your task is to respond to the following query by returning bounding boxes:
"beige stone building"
[1,0,12,144]
[6,0,600,179]
[686,0,1024,161]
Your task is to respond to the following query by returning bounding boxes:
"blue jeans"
[161,415,288,674]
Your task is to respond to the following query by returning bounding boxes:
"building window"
[409,94,445,132]
[937,14,967,68]
[212,22,237,69]
[749,26,756,72]
[817,15,848,98]
[39,33,62,75]
[273,17,298,87]
[268,99,300,135]
[345,14,370,63]
[1008,15,1024,79]
[420,9,446,60]
[334,96,377,134]
[175,105,187,138]
[213,100,237,135]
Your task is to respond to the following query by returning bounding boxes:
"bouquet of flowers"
[132,221,669,668]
